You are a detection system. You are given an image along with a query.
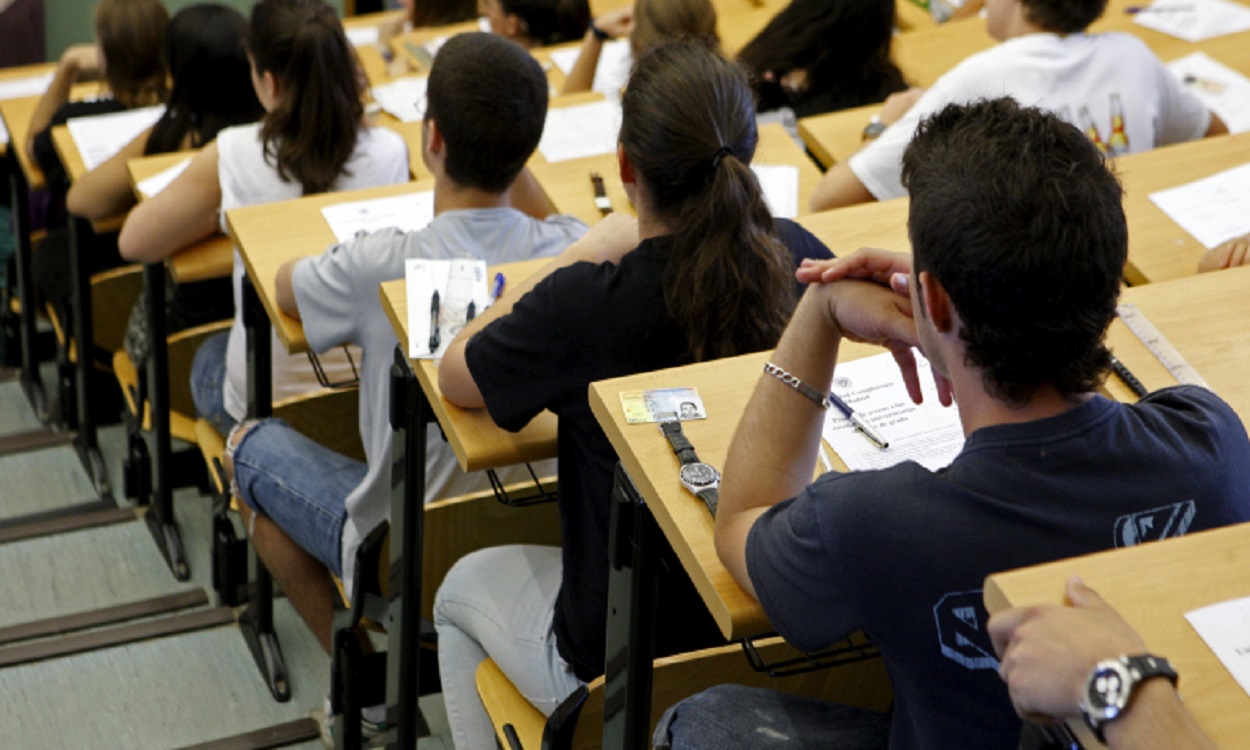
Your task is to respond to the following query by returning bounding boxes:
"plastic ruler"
[1116,303,1210,389]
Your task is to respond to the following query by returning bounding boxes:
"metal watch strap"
[660,419,698,464]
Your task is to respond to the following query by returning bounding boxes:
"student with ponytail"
[434,40,832,749]
[480,0,590,49]
[118,0,408,438]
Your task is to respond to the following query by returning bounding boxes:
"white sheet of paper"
[320,191,435,244]
[405,258,490,359]
[136,157,191,199]
[346,25,380,47]
[1167,52,1250,133]
[548,39,632,97]
[1185,595,1250,699]
[370,76,429,123]
[1133,0,1250,42]
[0,72,54,145]
[822,352,964,472]
[1148,163,1250,249]
[752,164,800,219]
[538,100,621,162]
[66,105,165,171]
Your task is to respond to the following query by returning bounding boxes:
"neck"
[953,374,1094,436]
[432,180,510,215]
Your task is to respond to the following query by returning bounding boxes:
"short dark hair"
[902,98,1126,406]
[501,0,590,46]
[1020,0,1108,33]
[425,33,548,194]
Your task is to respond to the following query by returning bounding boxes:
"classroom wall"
[42,0,348,60]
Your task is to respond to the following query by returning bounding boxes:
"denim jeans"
[653,684,892,750]
[434,545,582,750]
[231,418,366,576]
[190,331,236,438]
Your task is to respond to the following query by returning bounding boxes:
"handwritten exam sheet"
[548,39,632,97]
[66,105,164,171]
[320,191,435,244]
[1168,52,1250,133]
[1186,595,1250,699]
[822,352,964,472]
[371,76,428,123]
[1148,163,1250,249]
[0,72,55,145]
[538,100,621,162]
[1132,0,1250,42]
[405,258,490,359]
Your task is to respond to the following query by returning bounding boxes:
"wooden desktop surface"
[0,63,56,160]
[126,152,234,285]
[984,521,1250,749]
[1,95,47,191]
[378,258,560,473]
[226,178,435,354]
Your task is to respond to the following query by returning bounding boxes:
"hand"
[823,278,919,356]
[1197,234,1250,273]
[879,87,926,126]
[796,247,912,287]
[564,213,639,264]
[989,577,1149,722]
[60,44,100,78]
[593,8,633,39]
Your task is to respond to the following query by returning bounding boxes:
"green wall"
[42,0,348,60]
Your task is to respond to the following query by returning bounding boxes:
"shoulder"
[356,126,408,159]
[215,123,262,162]
[774,219,833,262]
[1136,385,1244,431]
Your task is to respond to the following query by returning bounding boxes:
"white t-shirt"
[292,208,588,595]
[217,123,410,421]
[850,32,1212,200]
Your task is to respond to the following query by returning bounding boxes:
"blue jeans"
[191,331,236,438]
[434,545,583,750]
[653,685,891,750]
[231,418,366,576]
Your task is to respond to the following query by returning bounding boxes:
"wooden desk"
[798,103,883,168]
[985,521,1250,749]
[0,63,56,159]
[796,197,911,255]
[51,124,126,233]
[1,94,47,191]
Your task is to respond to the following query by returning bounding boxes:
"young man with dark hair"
[809,0,1228,210]
[657,98,1250,749]
[221,32,594,723]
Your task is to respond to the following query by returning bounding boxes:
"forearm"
[66,129,149,222]
[26,60,79,163]
[560,31,603,95]
[1103,681,1215,750]
[507,168,558,219]
[275,260,301,319]
[809,161,876,212]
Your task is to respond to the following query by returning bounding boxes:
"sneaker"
[313,697,388,749]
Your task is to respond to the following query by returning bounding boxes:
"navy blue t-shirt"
[747,386,1250,749]
[467,219,832,680]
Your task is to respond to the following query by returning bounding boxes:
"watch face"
[1085,660,1132,719]
[680,463,719,487]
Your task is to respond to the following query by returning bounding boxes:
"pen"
[465,299,476,323]
[828,392,889,449]
[491,272,506,300]
[1110,355,1148,399]
[429,289,441,353]
[1125,4,1193,11]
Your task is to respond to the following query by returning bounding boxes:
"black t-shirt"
[748,386,1250,749]
[466,219,832,680]
[32,98,126,228]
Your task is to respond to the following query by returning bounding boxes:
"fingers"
[795,248,912,286]
[987,606,1031,660]
[891,347,924,404]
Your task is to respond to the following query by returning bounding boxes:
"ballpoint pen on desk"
[1125,4,1193,11]
[429,289,441,353]
[465,299,476,323]
[829,392,889,449]
[491,272,506,301]
[1110,355,1149,399]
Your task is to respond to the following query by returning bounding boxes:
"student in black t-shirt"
[433,40,832,750]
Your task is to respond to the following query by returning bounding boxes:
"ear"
[918,271,954,334]
[617,143,634,185]
[425,119,445,155]
[260,69,279,103]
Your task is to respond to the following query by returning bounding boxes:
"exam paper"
[1148,163,1250,249]
[370,76,428,123]
[752,164,800,219]
[822,352,964,472]
[548,39,632,97]
[538,100,621,162]
[1185,594,1250,699]
[405,258,490,359]
[1168,52,1250,133]
[136,157,191,199]
[0,72,54,146]
[345,25,380,47]
[1132,0,1250,42]
[320,191,435,244]
[66,105,165,171]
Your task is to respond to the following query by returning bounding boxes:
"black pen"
[1110,355,1148,398]
[829,392,889,449]
[429,290,441,353]
[465,299,476,323]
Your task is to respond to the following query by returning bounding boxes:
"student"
[658,98,1250,749]
[479,0,590,49]
[67,3,263,340]
[220,28,587,663]
[560,0,718,95]
[1198,233,1250,273]
[378,0,478,46]
[433,40,833,750]
[989,577,1217,750]
[118,0,408,439]
[808,0,1229,211]
[737,0,906,118]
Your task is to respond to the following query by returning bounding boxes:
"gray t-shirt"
[292,207,588,593]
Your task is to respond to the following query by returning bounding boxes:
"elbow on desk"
[117,219,161,264]
[437,358,486,410]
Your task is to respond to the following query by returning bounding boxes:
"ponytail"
[248,0,363,195]
[621,41,793,363]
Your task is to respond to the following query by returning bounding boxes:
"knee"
[223,418,264,495]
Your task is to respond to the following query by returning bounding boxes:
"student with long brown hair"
[118,0,408,437]
[479,0,590,49]
[433,40,832,749]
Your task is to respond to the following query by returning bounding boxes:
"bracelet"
[591,24,610,41]
[763,362,830,410]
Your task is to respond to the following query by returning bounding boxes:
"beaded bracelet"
[763,362,831,410]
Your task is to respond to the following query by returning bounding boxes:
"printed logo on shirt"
[1114,500,1195,547]
[933,590,999,671]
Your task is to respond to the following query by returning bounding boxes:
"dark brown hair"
[620,41,793,363]
[247,0,363,195]
[500,0,590,46]
[632,0,719,58]
[411,0,478,27]
[95,0,169,108]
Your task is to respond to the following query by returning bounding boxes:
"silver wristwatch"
[658,413,719,517]
[1079,654,1178,743]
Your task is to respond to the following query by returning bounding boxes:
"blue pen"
[829,392,890,449]
[491,272,506,300]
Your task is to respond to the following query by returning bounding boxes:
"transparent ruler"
[1116,304,1210,389]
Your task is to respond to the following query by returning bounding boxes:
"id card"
[619,387,707,423]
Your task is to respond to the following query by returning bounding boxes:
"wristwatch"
[862,115,887,141]
[658,413,720,517]
[1079,654,1178,743]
